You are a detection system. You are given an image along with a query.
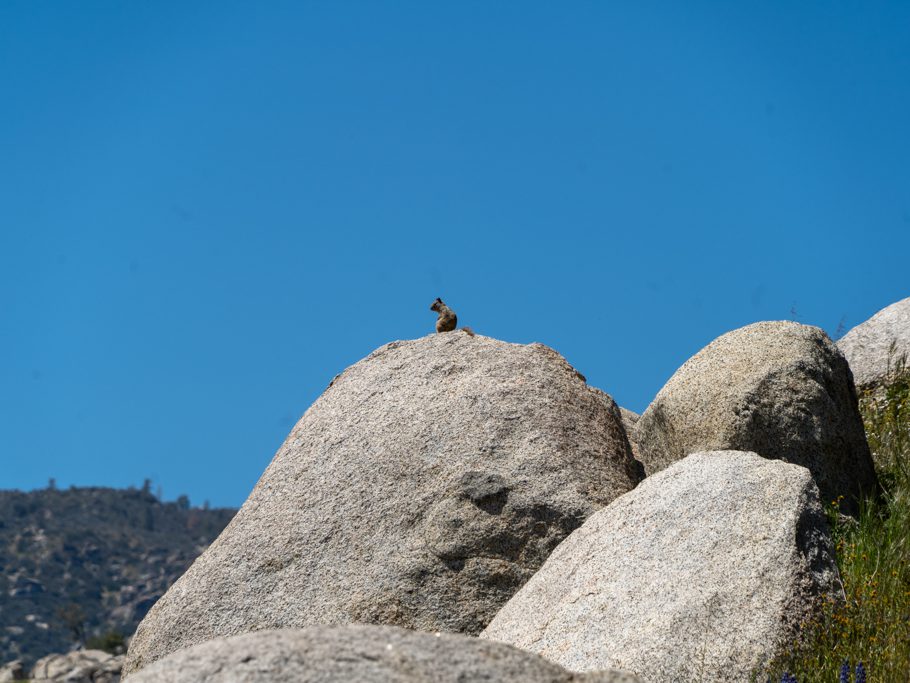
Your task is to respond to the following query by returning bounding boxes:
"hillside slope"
[0,486,235,666]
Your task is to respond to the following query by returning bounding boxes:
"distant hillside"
[0,485,235,667]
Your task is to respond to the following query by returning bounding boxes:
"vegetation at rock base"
[767,368,910,681]
[0,485,235,667]
[85,629,127,655]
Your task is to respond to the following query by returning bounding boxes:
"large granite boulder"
[837,296,910,389]
[634,321,877,511]
[124,333,641,676]
[481,451,843,682]
[30,650,122,682]
[128,625,642,682]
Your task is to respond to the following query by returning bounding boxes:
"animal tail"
[460,327,476,337]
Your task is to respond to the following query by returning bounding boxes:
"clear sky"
[2,2,908,508]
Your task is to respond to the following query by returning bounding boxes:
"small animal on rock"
[430,298,475,336]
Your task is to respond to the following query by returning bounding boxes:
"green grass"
[767,372,910,682]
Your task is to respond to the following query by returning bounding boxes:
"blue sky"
[2,2,908,508]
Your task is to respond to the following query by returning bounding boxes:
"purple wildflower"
[840,659,851,683]
[855,662,866,683]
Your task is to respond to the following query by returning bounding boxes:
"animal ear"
[434,297,442,303]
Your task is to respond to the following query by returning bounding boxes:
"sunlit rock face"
[838,296,910,390]
[635,321,877,512]
[128,625,644,683]
[124,333,641,676]
[482,450,843,683]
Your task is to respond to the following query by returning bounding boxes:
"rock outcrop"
[634,321,877,511]
[482,451,843,682]
[30,650,122,682]
[837,297,910,389]
[124,334,641,676]
[128,625,642,682]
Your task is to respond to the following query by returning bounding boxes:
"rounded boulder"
[482,451,843,682]
[128,625,642,683]
[634,321,877,511]
[124,333,641,676]
[837,296,910,390]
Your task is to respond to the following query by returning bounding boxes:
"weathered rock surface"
[0,660,26,682]
[128,625,642,682]
[124,333,641,675]
[837,297,910,389]
[634,321,877,510]
[619,407,639,426]
[30,650,122,682]
[482,451,843,682]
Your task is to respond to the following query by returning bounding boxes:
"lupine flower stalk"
[840,659,851,683]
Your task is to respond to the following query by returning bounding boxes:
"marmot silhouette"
[430,298,475,336]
